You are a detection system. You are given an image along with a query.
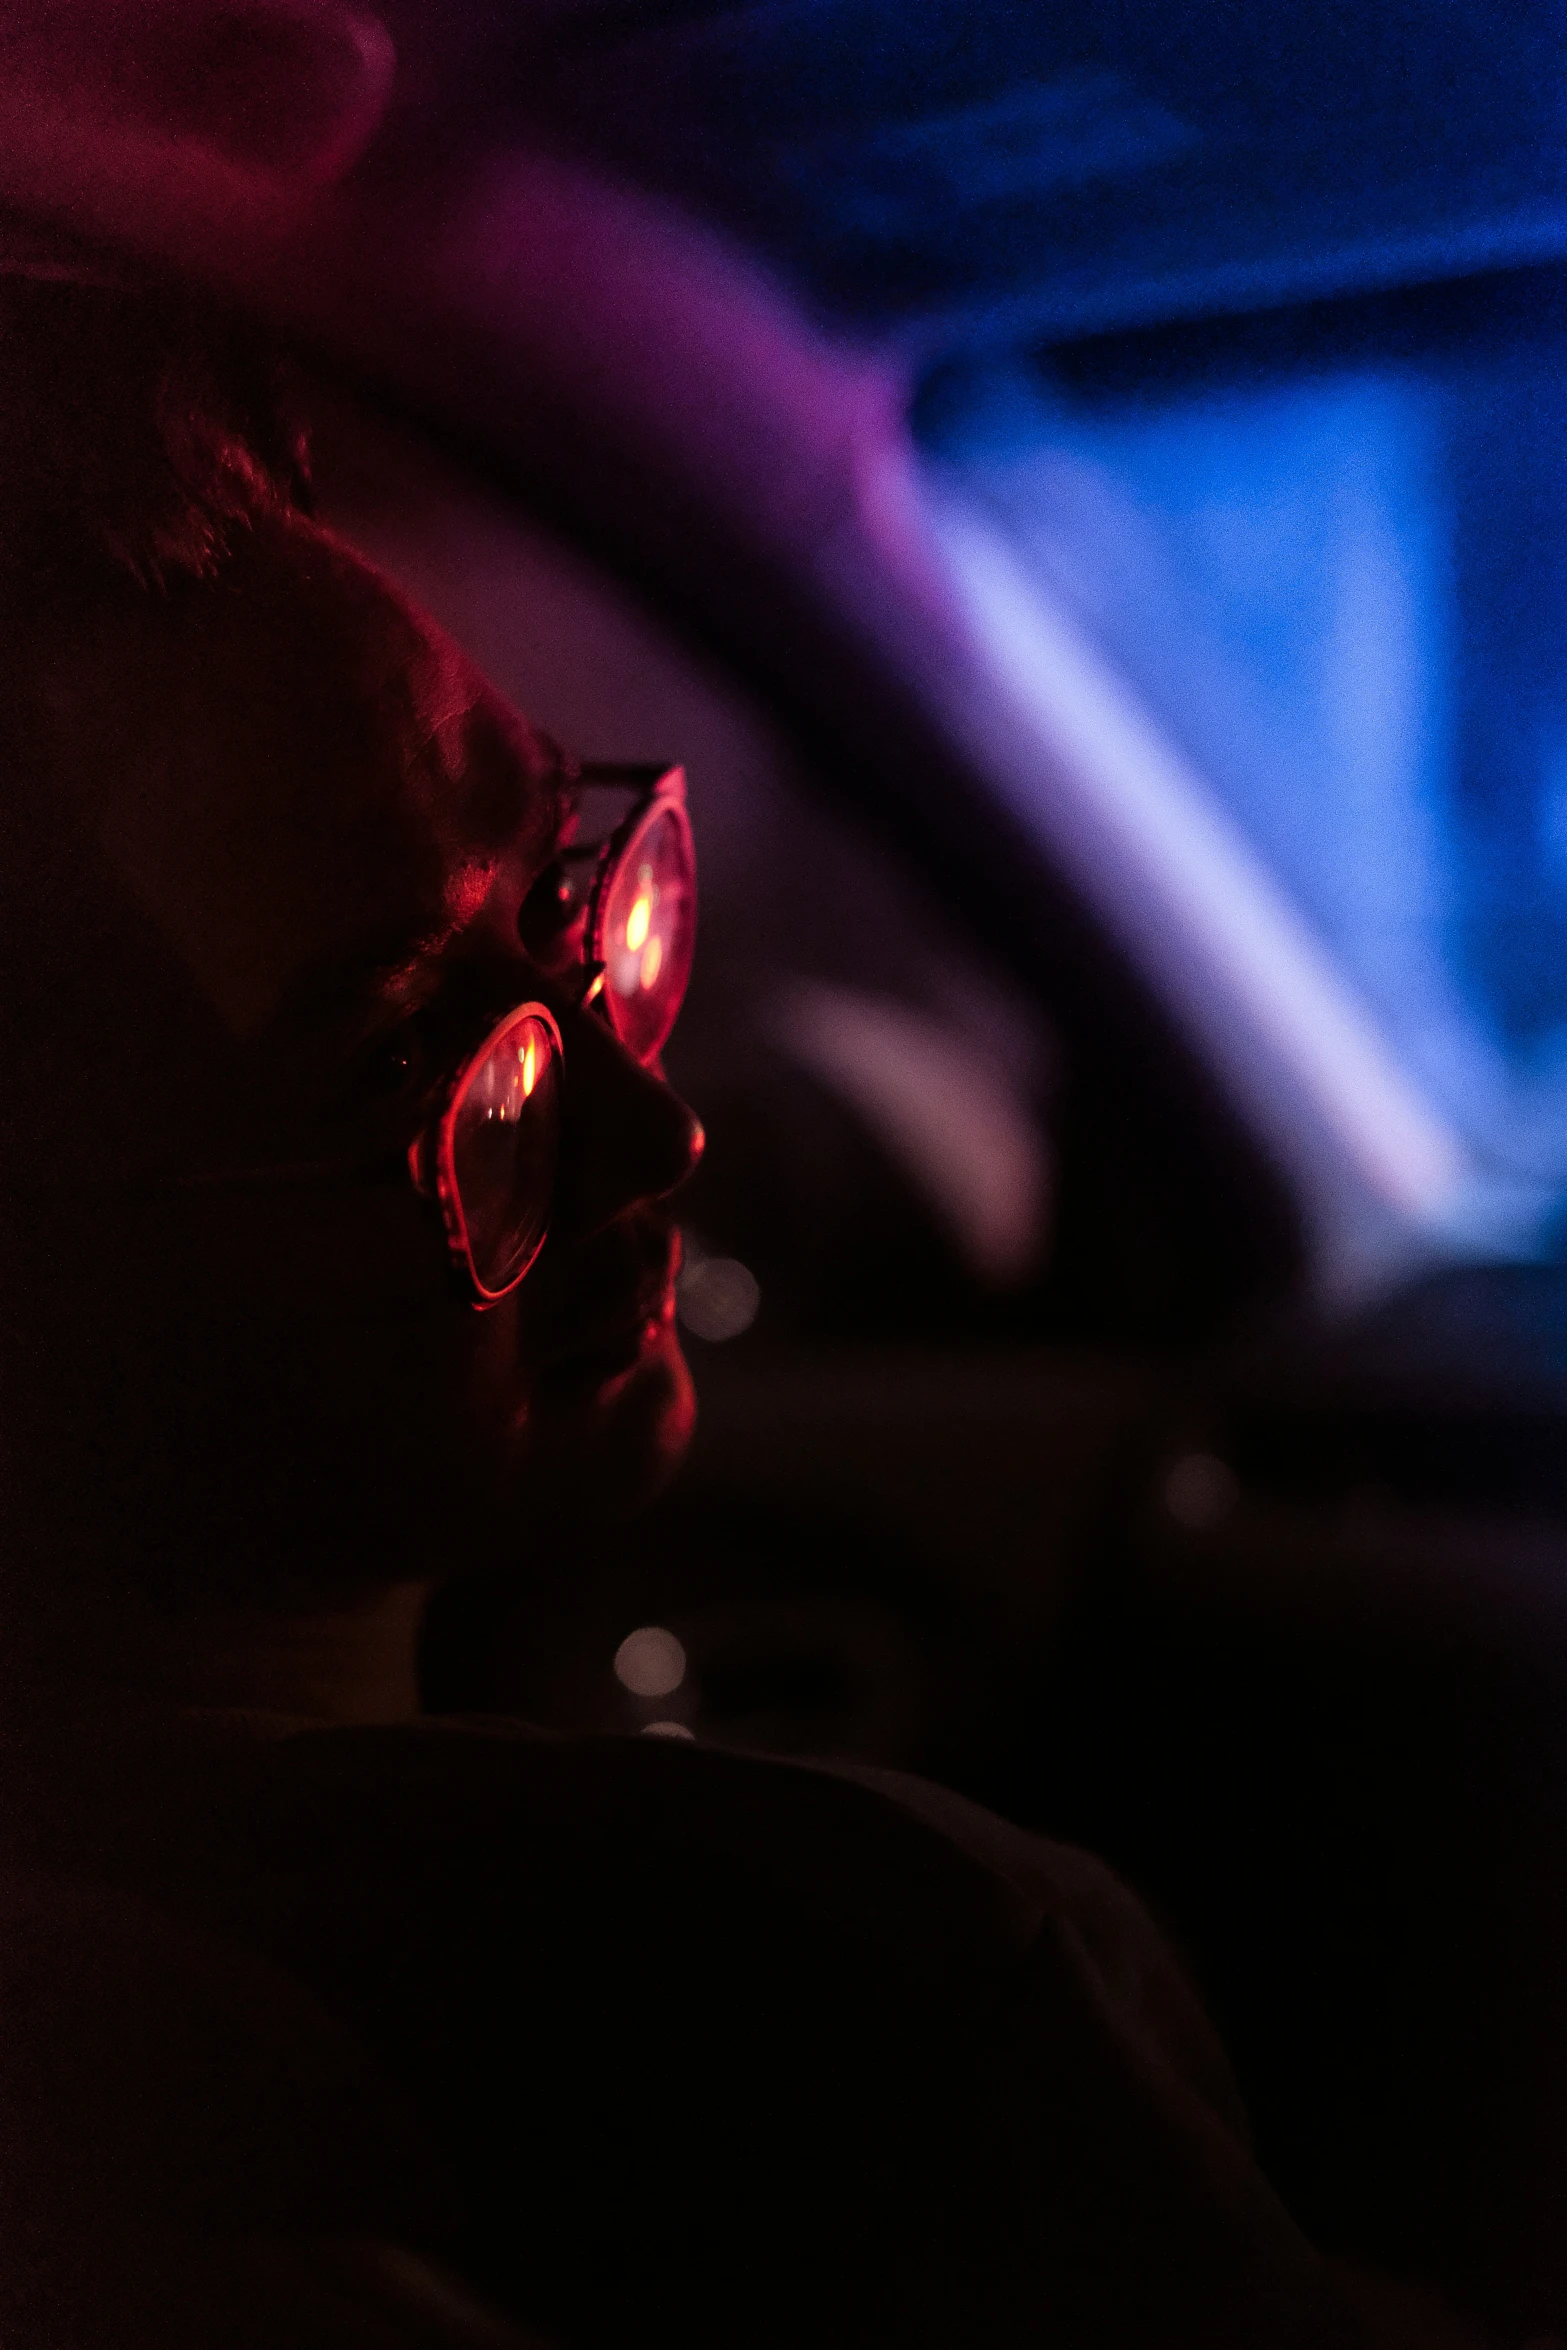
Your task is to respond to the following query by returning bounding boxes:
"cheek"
[460,1287,534,1450]
[205,1185,695,1530]
[188,1186,499,1494]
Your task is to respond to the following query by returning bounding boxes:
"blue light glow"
[921,297,1567,1266]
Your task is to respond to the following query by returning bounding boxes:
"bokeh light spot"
[1163,1452,1240,1530]
[614,1624,687,1698]
[676,1256,760,1342]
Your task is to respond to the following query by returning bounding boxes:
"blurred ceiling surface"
[494,0,1567,349]
[12,2,1566,464]
[36,0,1552,350]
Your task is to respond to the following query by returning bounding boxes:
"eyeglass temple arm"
[574,761,685,796]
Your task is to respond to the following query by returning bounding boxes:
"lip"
[535,1288,675,1387]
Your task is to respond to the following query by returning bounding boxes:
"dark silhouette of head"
[0,249,703,1673]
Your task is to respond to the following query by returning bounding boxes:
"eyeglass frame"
[403,995,567,1307]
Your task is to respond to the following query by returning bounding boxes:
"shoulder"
[261,1715,1101,1957]
[255,1718,1239,2115]
[274,1727,1345,2347]
[108,1719,1363,2347]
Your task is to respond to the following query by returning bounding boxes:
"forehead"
[88,516,566,1036]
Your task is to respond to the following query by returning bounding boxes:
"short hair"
[0,235,320,1190]
[0,243,337,1614]
[0,225,310,606]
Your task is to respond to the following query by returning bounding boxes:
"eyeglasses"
[116,763,696,1312]
[406,762,696,1308]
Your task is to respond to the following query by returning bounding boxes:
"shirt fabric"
[0,1706,1376,2348]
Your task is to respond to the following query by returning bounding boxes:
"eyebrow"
[430,697,578,869]
[284,793,579,1043]
[277,734,581,1045]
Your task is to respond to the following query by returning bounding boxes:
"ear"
[0,1,395,242]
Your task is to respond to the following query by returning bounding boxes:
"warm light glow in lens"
[450,1010,561,1297]
[599,809,692,1059]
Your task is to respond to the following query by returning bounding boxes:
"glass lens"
[598,800,697,1063]
[447,1007,561,1298]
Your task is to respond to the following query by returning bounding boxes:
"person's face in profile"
[54,513,705,1593]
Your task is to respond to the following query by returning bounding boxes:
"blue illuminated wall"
[919,273,1567,1242]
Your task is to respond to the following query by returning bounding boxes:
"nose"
[551,1006,705,1242]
